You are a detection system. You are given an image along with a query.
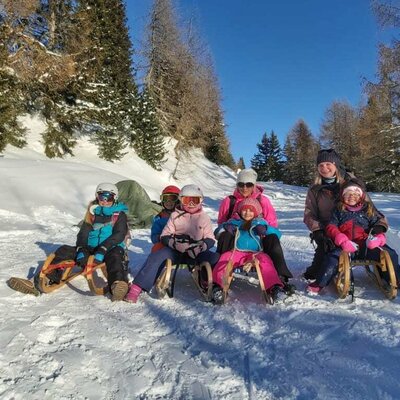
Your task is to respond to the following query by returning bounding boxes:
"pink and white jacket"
[161,208,215,244]
[217,185,278,227]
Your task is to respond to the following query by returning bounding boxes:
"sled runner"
[155,259,213,301]
[335,250,397,301]
[222,256,273,305]
[84,255,108,295]
[8,253,108,296]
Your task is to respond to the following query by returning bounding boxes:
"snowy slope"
[1,115,400,400]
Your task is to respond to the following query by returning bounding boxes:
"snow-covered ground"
[1,115,400,400]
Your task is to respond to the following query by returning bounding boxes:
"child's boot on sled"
[280,275,296,296]
[7,277,40,296]
[124,283,142,303]
[110,280,129,302]
[211,284,224,305]
[268,285,287,304]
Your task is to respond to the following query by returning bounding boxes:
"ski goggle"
[97,191,116,202]
[237,182,254,189]
[160,194,179,203]
[180,196,202,206]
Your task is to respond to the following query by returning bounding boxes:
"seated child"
[125,184,219,303]
[150,185,180,252]
[307,178,400,294]
[8,183,130,301]
[212,197,285,304]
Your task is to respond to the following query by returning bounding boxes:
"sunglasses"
[237,182,254,188]
[161,194,179,203]
[97,191,115,202]
[180,196,202,206]
[343,191,361,198]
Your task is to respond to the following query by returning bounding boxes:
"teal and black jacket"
[76,202,129,251]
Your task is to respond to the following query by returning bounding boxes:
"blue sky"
[126,0,394,165]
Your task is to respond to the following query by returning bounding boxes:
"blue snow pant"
[133,247,220,292]
[316,244,400,288]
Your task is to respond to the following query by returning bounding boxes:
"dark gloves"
[187,241,207,259]
[93,245,107,264]
[166,234,191,253]
[311,229,325,246]
[224,224,237,235]
[75,247,90,268]
[370,225,386,235]
[254,224,267,236]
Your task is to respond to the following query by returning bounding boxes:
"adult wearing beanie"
[303,149,388,280]
[217,168,293,285]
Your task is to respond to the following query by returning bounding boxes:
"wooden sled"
[84,255,108,295]
[36,253,107,295]
[155,259,213,301]
[335,250,398,301]
[222,257,273,305]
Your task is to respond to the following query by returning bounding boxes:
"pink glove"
[341,240,359,253]
[334,233,348,247]
[367,233,386,250]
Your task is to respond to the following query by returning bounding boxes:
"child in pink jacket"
[212,197,285,304]
[125,184,219,303]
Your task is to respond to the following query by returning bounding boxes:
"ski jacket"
[151,209,172,244]
[325,204,386,247]
[76,202,129,251]
[303,174,388,233]
[160,207,215,248]
[217,185,278,227]
[223,218,274,252]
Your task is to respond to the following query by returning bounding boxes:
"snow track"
[1,143,400,398]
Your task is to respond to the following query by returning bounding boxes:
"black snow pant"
[304,234,335,279]
[41,244,128,290]
[217,231,293,280]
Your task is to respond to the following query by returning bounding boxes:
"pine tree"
[236,157,246,171]
[78,0,137,161]
[251,131,283,181]
[319,100,360,172]
[251,133,270,181]
[283,120,318,186]
[0,21,26,152]
[132,86,167,170]
[268,131,284,181]
[145,0,233,168]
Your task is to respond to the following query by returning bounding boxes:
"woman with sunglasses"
[8,183,131,301]
[217,169,293,289]
[125,184,219,303]
[303,149,388,281]
[150,185,180,252]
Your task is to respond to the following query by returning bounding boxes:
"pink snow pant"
[212,251,283,290]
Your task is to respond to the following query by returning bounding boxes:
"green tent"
[116,180,162,229]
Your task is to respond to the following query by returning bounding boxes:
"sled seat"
[222,255,273,305]
[335,250,397,301]
[155,259,213,301]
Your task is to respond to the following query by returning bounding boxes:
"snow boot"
[7,277,40,296]
[211,285,224,305]
[279,276,296,296]
[268,285,287,304]
[124,283,142,303]
[110,280,129,302]
[306,282,322,295]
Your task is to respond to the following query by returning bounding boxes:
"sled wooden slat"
[37,253,82,294]
[85,256,108,295]
[335,250,397,300]
[222,256,273,305]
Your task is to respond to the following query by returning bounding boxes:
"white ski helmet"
[179,184,204,200]
[95,182,118,200]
